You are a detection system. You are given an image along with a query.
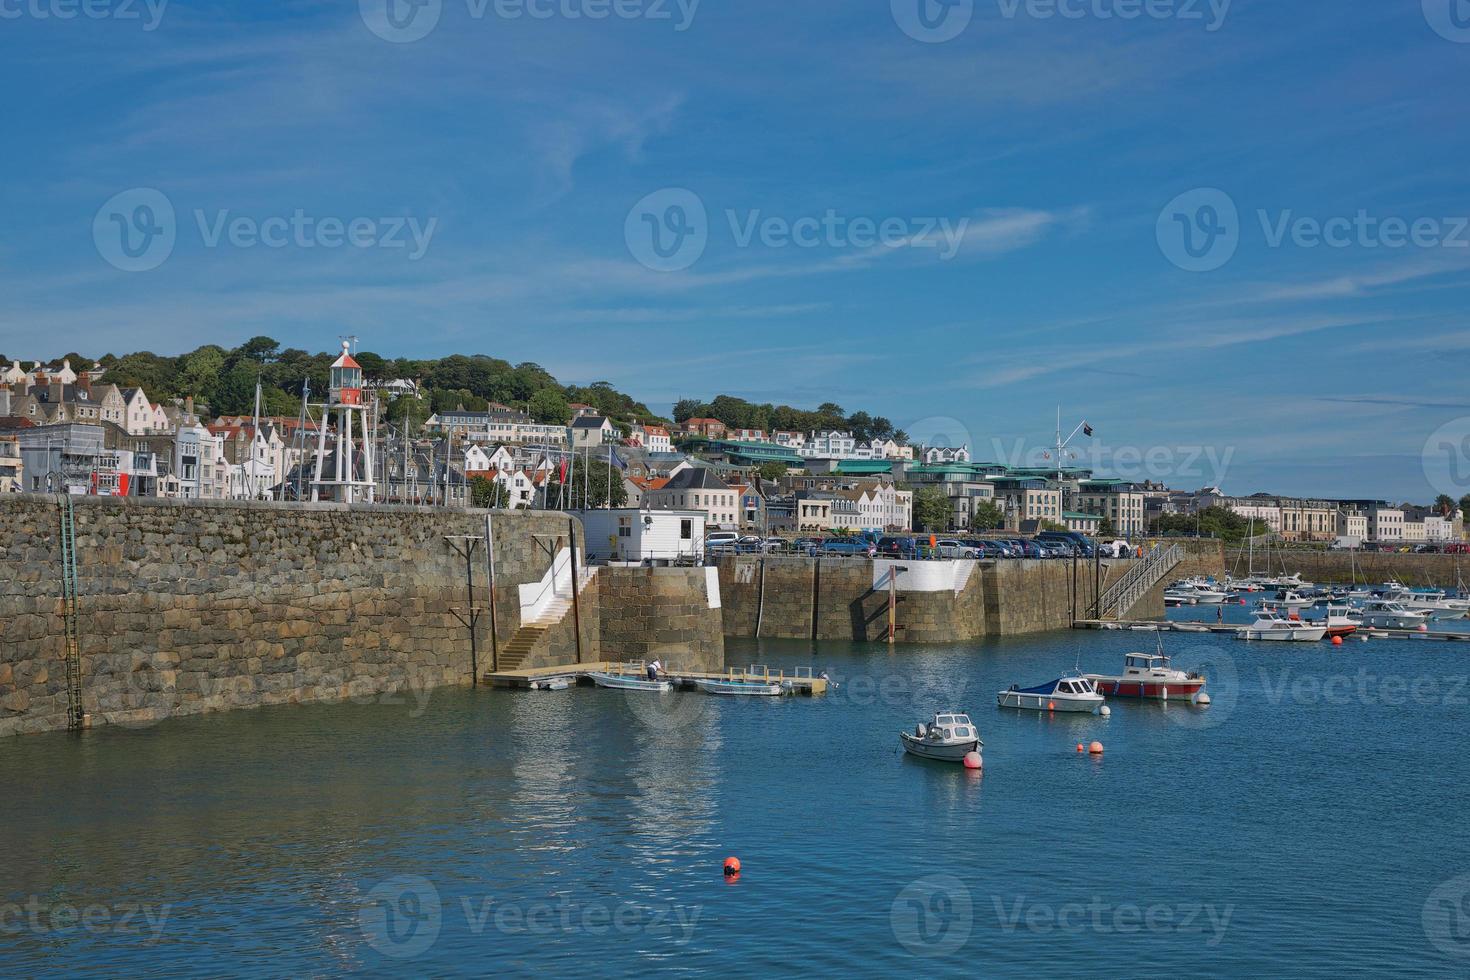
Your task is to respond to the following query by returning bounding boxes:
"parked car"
[821,537,869,556]
[980,539,1017,558]
[935,538,981,558]
[761,536,787,554]
[1003,538,1045,559]
[877,535,919,558]
[1097,539,1133,558]
[1034,539,1072,559]
[1036,530,1097,558]
[706,530,740,555]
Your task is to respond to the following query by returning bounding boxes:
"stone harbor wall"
[596,566,724,672]
[0,496,613,736]
[716,556,1143,644]
[1223,548,1470,589]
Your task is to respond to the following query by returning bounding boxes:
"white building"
[801,430,864,459]
[843,481,913,531]
[570,415,617,449]
[642,467,740,530]
[922,445,971,465]
[1370,506,1404,542]
[577,508,707,564]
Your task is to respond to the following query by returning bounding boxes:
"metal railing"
[1096,544,1183,620]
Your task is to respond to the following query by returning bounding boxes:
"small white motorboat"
[531,677,572,691]
[997,675,1105,713]
[900,712,982,762]
[1275,590,1316,610]
[1236,616,1327,642]
[1164,589,1199,607]
[589,671,673,692]
[694,678,784,697]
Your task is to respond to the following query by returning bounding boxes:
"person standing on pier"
[647,659,663,682]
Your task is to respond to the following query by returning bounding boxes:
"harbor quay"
[0,494,1169,737]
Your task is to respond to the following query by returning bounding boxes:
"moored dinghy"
[589,669,673,692]
[694,677,784,696]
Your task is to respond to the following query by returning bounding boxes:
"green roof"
[833,460,896,474]
[1063,511,1102,521]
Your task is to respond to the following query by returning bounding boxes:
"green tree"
[1098,517,1117,538]
[1461,495,1470,524]
[912,486,951,532]
[672,399,706,423]
[469,476,509,509]
[970,500,1005,531]
[756,461,789,482]
[238,336,280,364]
[527,387,569,424]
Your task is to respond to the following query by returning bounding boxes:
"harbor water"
[3,628,1469,977]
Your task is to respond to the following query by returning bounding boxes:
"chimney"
[184,396,195,418]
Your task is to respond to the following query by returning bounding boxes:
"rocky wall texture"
[0,496,590,736]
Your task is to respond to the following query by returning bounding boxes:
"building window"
[680,519,692,540]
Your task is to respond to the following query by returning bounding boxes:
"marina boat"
[694,677,785,697]
[1274,590,1316,610]
[1357,600,1433,631]
[1237,616,1327,642]
[1170,579,1231,604]
[1085,651,1206,701]
[531,677,572,691]
[589,671,674,692]
[997,675,1105,713]
[1164,589,1199,607]
[1380,588,1469,620]
[900,712,982,762]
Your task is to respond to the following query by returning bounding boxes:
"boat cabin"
[921,713,975,740]
[1124,653,1170,675]
[1053,679,1096,696]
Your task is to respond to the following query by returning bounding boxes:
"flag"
[558,458,569,483]
[609,448,627,472]
[1082,423,1094,437]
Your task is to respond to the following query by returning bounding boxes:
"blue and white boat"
[997,675,1105,713]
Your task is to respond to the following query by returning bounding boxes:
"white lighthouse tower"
[310,341,375,503]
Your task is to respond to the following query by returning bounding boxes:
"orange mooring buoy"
[1089,741,1104,755]
[1048,700,1057,712]
[1332,635,1343,646]
[723,857,741,878]
[1076,743,1084,753]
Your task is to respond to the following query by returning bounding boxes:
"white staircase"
[1096,544,1183,620]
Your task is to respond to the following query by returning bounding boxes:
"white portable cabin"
[577,508,706,565]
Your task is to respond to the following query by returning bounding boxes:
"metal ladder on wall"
[57,494,84,730]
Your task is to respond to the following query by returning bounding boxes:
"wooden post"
[485,513,499,674]
[888,568,897,644]
[568,518,583,664]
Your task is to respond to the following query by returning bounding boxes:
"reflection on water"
[3,631,1470,977]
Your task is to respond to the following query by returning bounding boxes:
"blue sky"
[2,0,1469,502]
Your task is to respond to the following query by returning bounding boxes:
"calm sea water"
[4,625,1470,977]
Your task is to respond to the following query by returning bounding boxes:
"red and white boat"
[1084,652,1206,702]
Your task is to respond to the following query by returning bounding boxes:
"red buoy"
[723,857,741,878]
[1331,635,1343,646]
[963,751,983,770]
[1089,741,1104,755]
[1076,743,1084,753]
